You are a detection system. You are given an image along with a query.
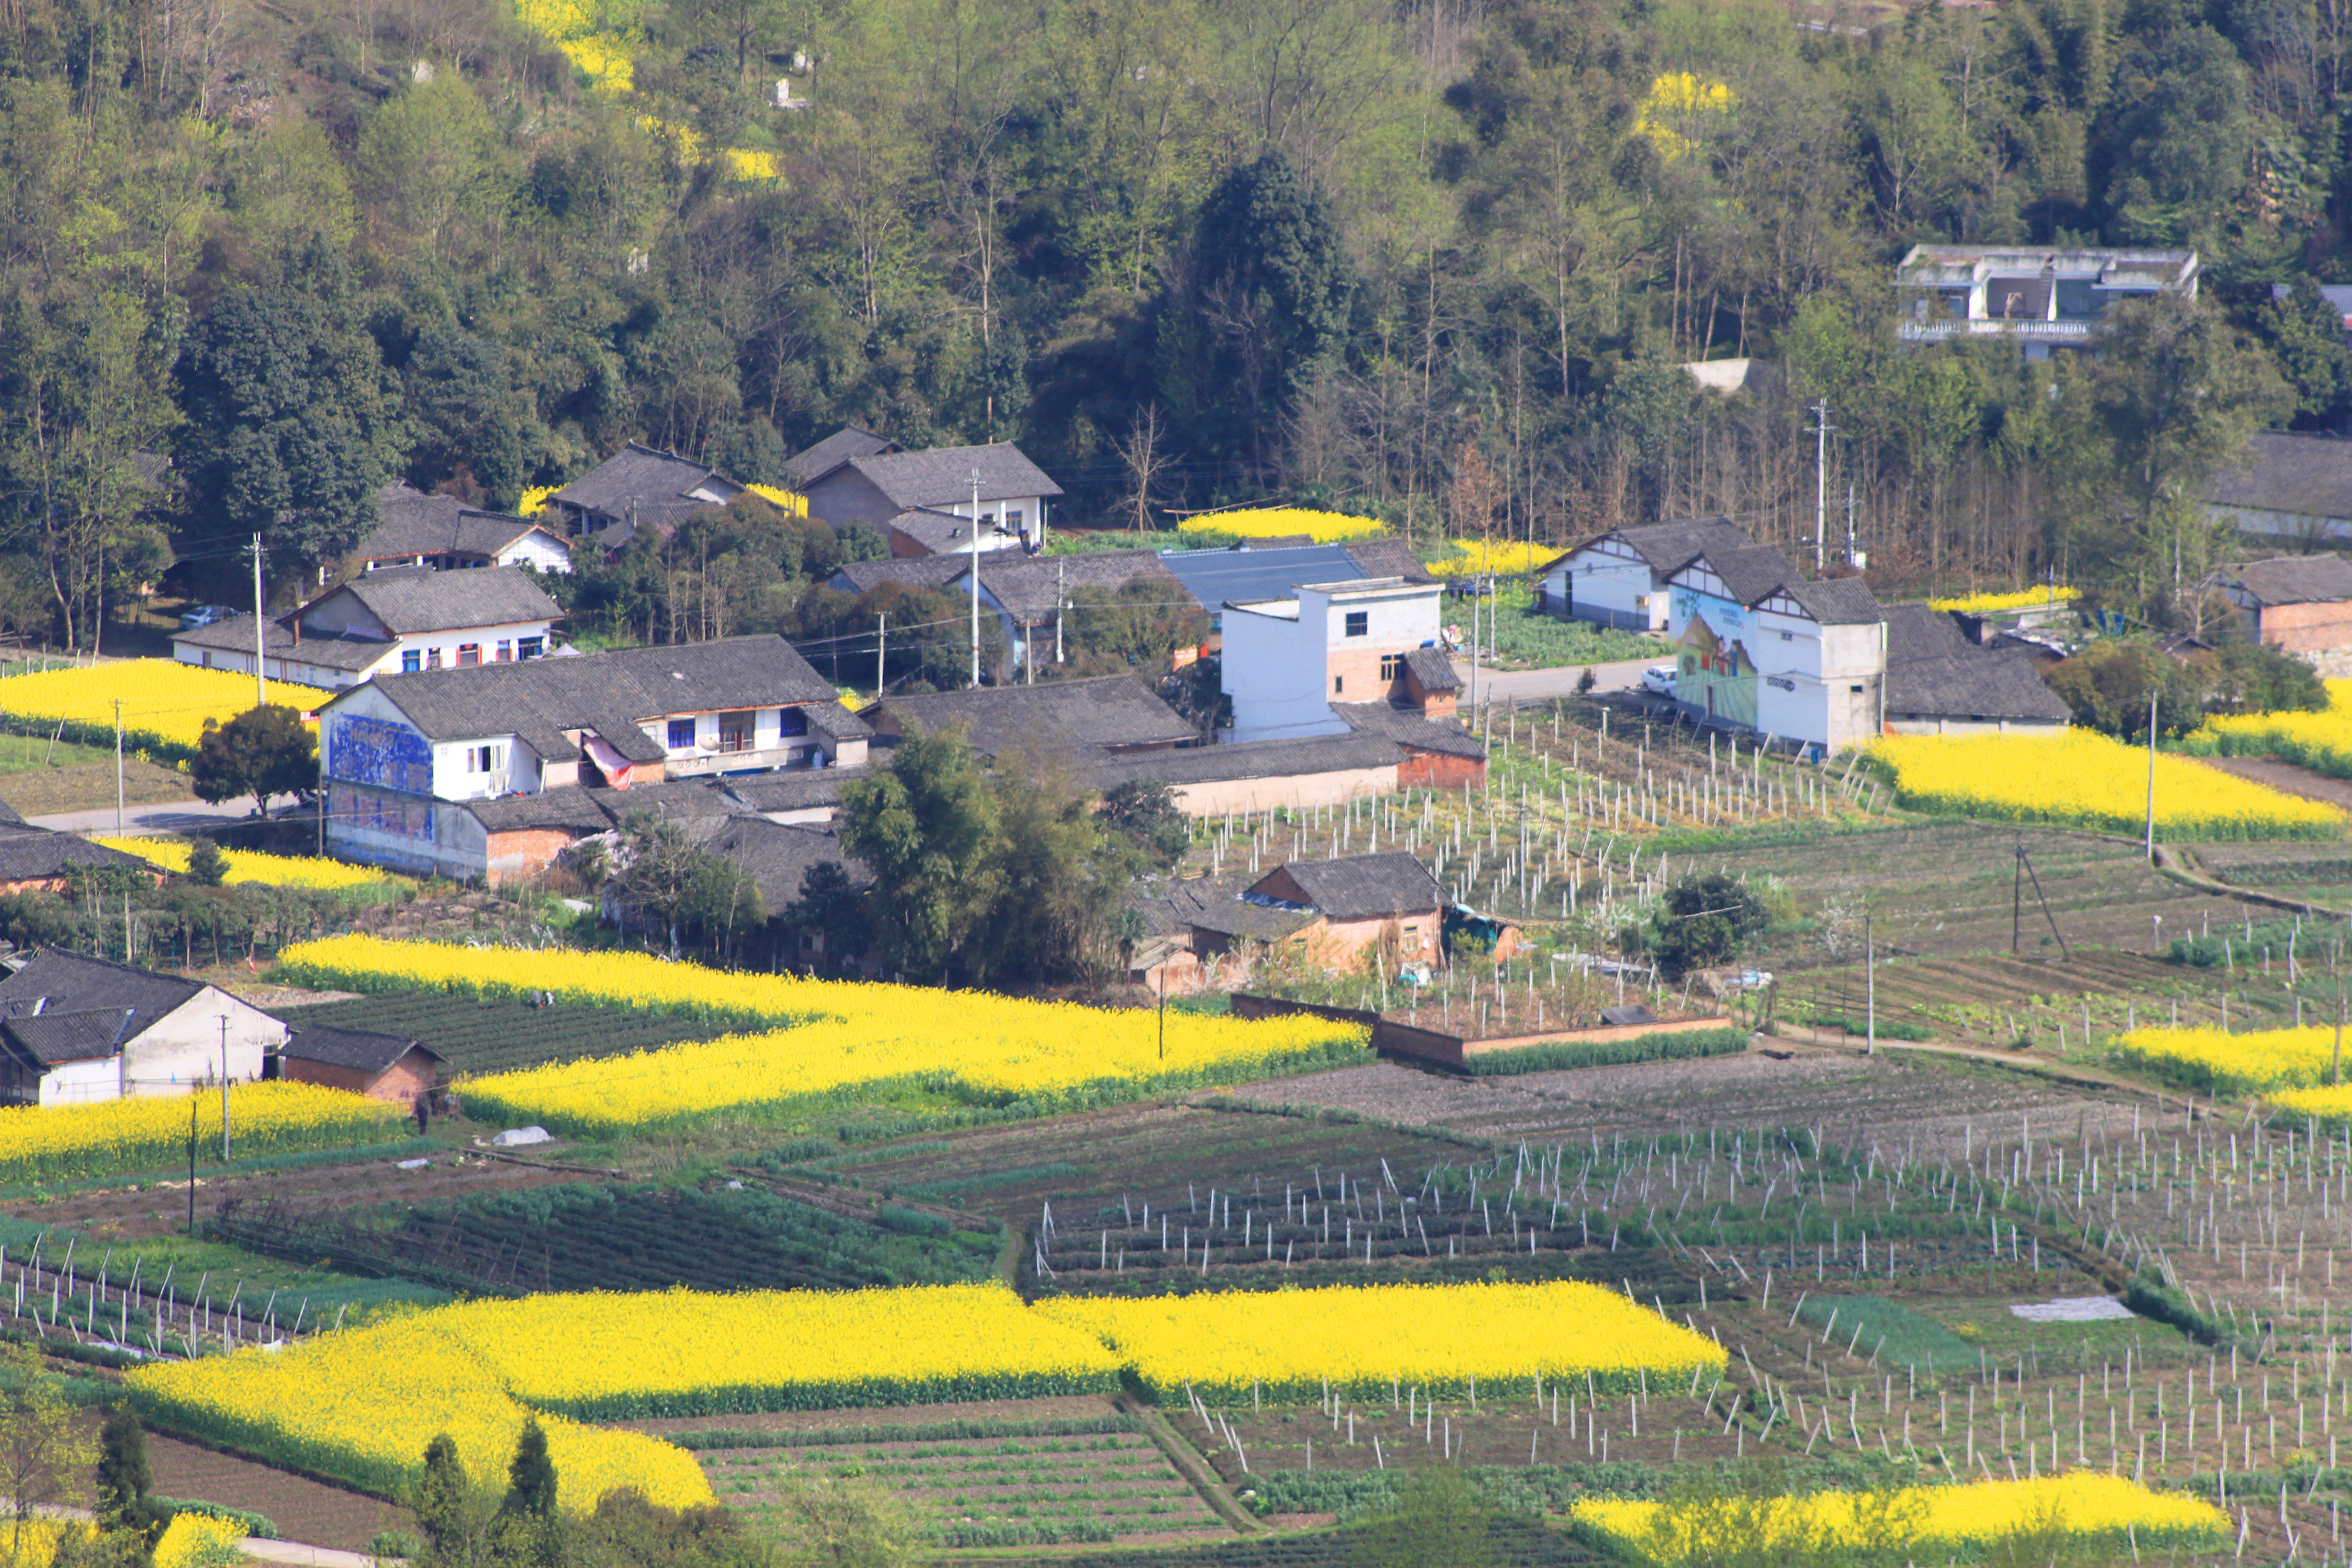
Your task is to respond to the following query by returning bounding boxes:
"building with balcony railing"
[1895,246,2198,359]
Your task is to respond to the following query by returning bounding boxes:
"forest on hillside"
[0,0,2347,646]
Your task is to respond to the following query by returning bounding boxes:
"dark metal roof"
[1155,544,1376,610]
[1258,851,1443,921]
[1091,731,1401,789]
[309,566,562,637]
[845,444,1063,509]
[1403,647,1459,693]
[2206,432,2352,521]
[1332,703,1486,760]
[781,427,898,489]
[2225,554,2352,607]
[0,951,206,1045]
[554,443,744,524]
[281,1025,442,1074]
[873,676,1194,758]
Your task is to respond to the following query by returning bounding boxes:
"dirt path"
[2191,753,2352,811]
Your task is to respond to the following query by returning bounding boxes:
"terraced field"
[270,992,736,1075]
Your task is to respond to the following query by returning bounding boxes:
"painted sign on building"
[328,714,433,794]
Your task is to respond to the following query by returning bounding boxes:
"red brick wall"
[485,828,580,885]
[2261,601,2352,656]
[1326,648,1418,704]
[1399,750,1485,789]
[284,1048,437,1104]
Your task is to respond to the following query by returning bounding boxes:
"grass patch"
[1474,584,1658,670]
[1461,1027,1747,1076]
[1792,1293,1984,1373]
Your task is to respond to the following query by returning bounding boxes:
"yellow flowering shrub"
[1870,730,2343,840]
[1038,1281,1723,1402]
[1426,540,1558,579]
[1926,586,2080,615]
[152,1513,249,1568]
[1572,1475,2224,1559]
[518,485,560,517]
[130,1311,709,1511]
[95,838,402,892]
[1174,509,1388,544]
[0,662,330,760]
[0,1082,403,1186]
[277,936,1369,1136]
[1633,73,1734,159]
[744,483,808,515]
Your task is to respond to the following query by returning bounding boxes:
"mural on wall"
[328,714,434,794]
[329,784,435,842]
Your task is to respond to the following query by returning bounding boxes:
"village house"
[1157,540,1436,650]
[1666,545,1886,755]
[171,566,563,690]
[1093,731,1408,816]
[354,482,573,575]
[867,676,1196,761]
[2219,556,2352,675]
[1878,604,2076,736]
[0,802,158,894]
[1895,245,2199,358]
[1171,851,1445,972]
[1537,518,1751,630]
[784,429,1063,556]
[0,951,283,1106]
[274,1026,444,1105]
[2205,433,2352,550]
[1220,577,1451,743]
[828,549,1186,680]
[550,444,747,550]
[317,634,869,882]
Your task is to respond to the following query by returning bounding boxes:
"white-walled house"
[171,566,562,690]
[318,634,871,881]
[1222,578,1445,743]
[1538,517,1750,630]
[0,952,282,1106]
[788,436,1064,556]
[1666,546,1887,755]
[354,483,573,575]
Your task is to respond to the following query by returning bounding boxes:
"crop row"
[276,992,732,1077]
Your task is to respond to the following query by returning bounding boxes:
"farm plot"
[206,1180,1001,1296]
[270,992,736,1076]
[703,1429,1223,1547]
[1772,950,2236,1055]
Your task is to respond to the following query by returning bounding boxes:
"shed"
[276,1025,445,1104]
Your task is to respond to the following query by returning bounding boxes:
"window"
[517,636,545,660]
[1379,653,1404,680]
[1344,610,1369,638]
[465,744,499,774]
[1779,630,1793,643]
[719,710,754,753]
[457,643,482,667]
[777,707,808,738]
[667,718,697,750]
[1850,684,1865,693]
[425,648,443,671]
[401,650,422,674]
[495,640,512,663]
[1333,675,1344,694]
[1005,507,1025,530]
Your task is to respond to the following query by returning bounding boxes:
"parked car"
[178,604,232,630]
[1641,663,1678,697]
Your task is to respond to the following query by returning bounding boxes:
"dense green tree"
[189,706,317,817]
[2256,277,2352,430]
[2093,26,2253,241]
[93,1407,151,1530]
[1345,1466,1496,1568]
[837,724,1003,980]
[2042,637,2210,737]
[1098,779,1191,868]
[1645,872,1770,981]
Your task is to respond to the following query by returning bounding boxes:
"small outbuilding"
[275,1025,445,1104]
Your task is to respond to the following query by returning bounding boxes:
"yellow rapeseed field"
[2112,1024,2347,1094]
[1037,1281,1724,1402]
[0,662,330,760]
[95,838,401,892]
[1870,730,2342,840]
[1925,586,2082,615]
[0,1082,403,1186]
[152,1513,248,1568]
[1426,540,1557,579]
[277,936,1368,1135]
[1175,509,1388,544]
[2197,678,2352,781]
[129,1311,709,1510]
[1572,1474,2224,1559]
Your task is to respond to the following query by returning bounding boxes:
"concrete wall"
[1543,547,1669,630]
[106,991,281,1102]
[1165,763,1398,815]
[1220,606,1344,743]
[1883,714,2067,737]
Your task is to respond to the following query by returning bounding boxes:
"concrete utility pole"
[875,612,886,697]
[219,1015,232,1161]
[969,469,982,688]
[113,700,123,835]
[251,533,267,708]
[1806,400,1834,572]
[2144,688,2159,860]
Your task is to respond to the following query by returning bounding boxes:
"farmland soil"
[614,1393,1127,1436]
[140,1432,416,1551]
[2191,754,2352,814]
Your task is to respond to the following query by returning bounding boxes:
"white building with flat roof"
[1220,577,1444,744]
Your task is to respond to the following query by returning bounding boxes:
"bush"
[874,1203,950,1236]
[1644,874,1768,980]
[2123,1275,2231,1345]
[153,1498,276,1537]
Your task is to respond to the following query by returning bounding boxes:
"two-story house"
[1537,517,1751,630]
[788,433,1063,555]
[830,548,1187,680]
[1220,577,1452,743]
[171,567,563,690]
[550,443,747,550]
[318,634,870,881]
[1666,546,1886,755]
[354,482,573,575]
[1895,246,2199,359]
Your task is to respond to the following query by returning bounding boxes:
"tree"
[93,1406,151,1531]
[2256,277,2352,430]
[504,1420,557,1522]
[607,813,763,959]
[189,706,316,817]
[766,1474,918,1568]
[354,76,503,260]
[2209,637,2329,714]
[1098,780,1190,868]
[2042,637,2209,737]
[2093,26,2254,242]
[412,1434,495,1568]
[974,755,1137,984]
[778,860,870,974]
[837,725,1003,981]
[0,1340,97,1557]
[1646,872,1769,981]
[184,839,228,888]
[1061,581,1209,675]
[1345,1466,1496,1568]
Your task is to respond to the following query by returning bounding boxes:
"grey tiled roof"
[1551,517,1751,575]
[2205,432,2352,520]
[874,676,1194,757]
[2226,554,2352,607]
[1332,703,1486,760]
[830,556,968,597]
[803,701,871,741]
[172,616,392,673]
[1404,647,1459,693]
[1258,851,1442,921]
[1692,545,1798,607]
[0,798,24,827]
[1342,538,1442,584]
[1883,603,2073,722]
[0,829,155,882]
[847,444,1063,509]
[886,509,1020,555]
[306,566,560,637]
[351,636,839,754]
[0,951,206,1044]
[355,484,566,564]
[983,550,1179,624]
[781,427,897,488]
[1,1009,133,1065]
[1165,873,1317,942]
[1091,731,1401,790]
[1882,603,1975,662]
[1783,576,1884,626]
[281,1025,442,1073]
[464,789,619,833]
[723,768,867,815]
[693,818,870,914]
[554,443,744,524]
